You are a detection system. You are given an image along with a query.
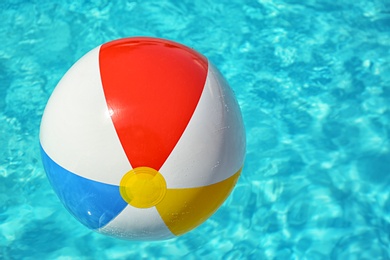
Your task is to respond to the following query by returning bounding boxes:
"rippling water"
[1,0,389,259]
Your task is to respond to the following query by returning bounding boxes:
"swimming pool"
[1,0,389,259]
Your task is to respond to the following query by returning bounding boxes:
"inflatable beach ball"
[40,37,246,240]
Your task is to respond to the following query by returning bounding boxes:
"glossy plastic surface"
[99,37,208,170]
[40,37,246,240]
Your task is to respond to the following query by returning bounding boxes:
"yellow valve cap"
[119,167,167,208]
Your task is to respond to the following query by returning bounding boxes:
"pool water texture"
[1,0,390,259]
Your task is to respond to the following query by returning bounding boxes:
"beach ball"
[40,37,246,240]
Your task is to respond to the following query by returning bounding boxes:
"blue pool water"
[1,0,390,259]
